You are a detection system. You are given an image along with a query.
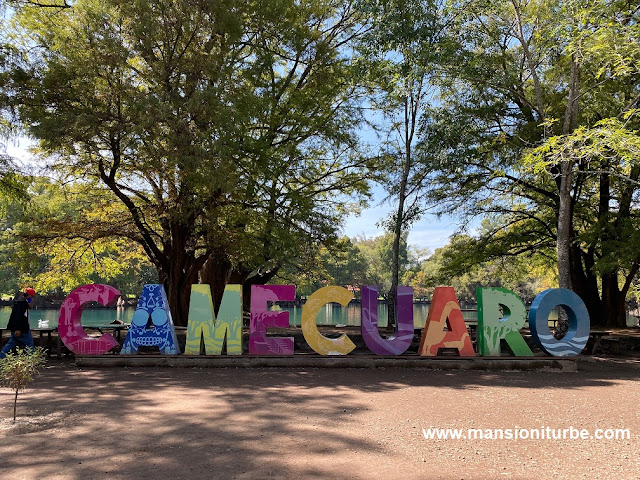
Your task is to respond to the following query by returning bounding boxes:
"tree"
[18,177,157,297]
[403,232,557,303]
[356,0,445,326]
[275,236,369,297]
[3,0,371,324]
[415,0,640,327]
[354,232,409,297]
[0,176,157,299]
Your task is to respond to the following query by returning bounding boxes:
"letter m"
[185,285,243,355]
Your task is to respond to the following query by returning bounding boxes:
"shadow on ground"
[0,356,638,479]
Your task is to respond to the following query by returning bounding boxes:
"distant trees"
[403,231,557,304]
[0,177,157,299]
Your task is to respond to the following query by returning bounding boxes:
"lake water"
[1,304,634,330]
[0,304,468,329]
[0,306,136,329]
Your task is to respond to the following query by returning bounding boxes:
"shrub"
[0,347,47,422]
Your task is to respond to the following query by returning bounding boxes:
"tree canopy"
[410,0,640,326]
[2,0,372,323]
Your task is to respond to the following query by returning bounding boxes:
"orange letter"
[419,287,474,357]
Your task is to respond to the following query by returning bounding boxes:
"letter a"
[419,287,475,357]
[121,284,180,355]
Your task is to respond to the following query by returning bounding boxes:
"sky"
[340,183,460,253]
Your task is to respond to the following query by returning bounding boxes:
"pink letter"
[249,285,295,355]
[58,284,121,355]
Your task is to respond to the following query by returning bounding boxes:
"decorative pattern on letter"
[120,284,180,355]
[477,287,533,357]
[249,285,295,355]
[301,286,356,355]
[185,284,242,355]
[529,288,590,357]
[418,287,475,357]
[361,286,413,355]
[57,284,121,355]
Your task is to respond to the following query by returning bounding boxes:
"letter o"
[529,289,590,357]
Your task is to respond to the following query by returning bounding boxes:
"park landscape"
[1,0,640,478]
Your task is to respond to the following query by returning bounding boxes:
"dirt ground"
[1,357,639,480]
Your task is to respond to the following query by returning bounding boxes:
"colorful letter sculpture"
[185,284,242,355]
[419,287,475,357]
[121,284,180,355]
[58,284,121,355]
[361,286,413,355]
[477,287,533,357]
[529,288,590,357]
[249,285,295,355]
[301,286,356,355]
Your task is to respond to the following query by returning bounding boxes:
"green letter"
[185,285,243,355]
[477,288,532,356]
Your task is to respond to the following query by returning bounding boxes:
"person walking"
[0,288,36,359]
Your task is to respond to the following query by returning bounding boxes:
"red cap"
[25,287,36,297]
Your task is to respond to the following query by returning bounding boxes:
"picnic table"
[1,324,130,358]
[589,330,612,354]
[83,324,129,342]
[0,327,58,356]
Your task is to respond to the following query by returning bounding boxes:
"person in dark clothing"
[0,288,36,359]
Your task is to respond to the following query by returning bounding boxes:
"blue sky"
[343,207,458,252]
[341,183,460,253]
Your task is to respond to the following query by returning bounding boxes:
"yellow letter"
[301,286,355,355]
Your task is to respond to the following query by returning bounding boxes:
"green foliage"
[275,236,369,297]
[0,347,46,422]
[275,233,408,297]
[353,232,409,296]
[403,234,557,303]
[0,177,157,298]
[2,0,372,322]
[405,0,640,325]
[524,117,640,176]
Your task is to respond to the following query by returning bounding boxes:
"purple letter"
[361,286,414,355]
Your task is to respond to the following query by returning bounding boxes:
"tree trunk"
[155,227,204,327]
[388,95,414,329]
[200,254,234,312]
[160,262,199,327]
[602,272,628,328]
[557,162,574,292]
[571,248,605,327]
[556,55,581,337]
[13,390,18,422]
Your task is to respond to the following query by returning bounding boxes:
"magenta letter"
[58,284,121,355]
[249,285,295,355]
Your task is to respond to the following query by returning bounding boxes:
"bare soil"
[1,357,639,479]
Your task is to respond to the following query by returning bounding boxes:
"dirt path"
[1,358,639,479]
